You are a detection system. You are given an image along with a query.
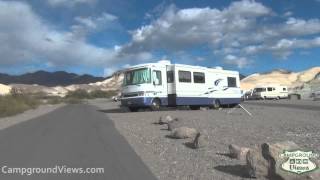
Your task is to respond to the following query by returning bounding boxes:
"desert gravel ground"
[0,104,65,130]
[90,99,320,180]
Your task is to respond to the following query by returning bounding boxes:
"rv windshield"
[124,68,151,86]
[254,88,266,92]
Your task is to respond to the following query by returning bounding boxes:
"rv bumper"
[121,97,153,107]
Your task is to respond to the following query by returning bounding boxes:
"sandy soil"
[90,99,320,180]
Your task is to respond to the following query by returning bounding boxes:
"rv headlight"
[144,91,155,97]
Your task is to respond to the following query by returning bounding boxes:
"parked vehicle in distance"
[120,60,241,112]
[241,89,254,100]
[311,90,320,101]
[251,85,288,100]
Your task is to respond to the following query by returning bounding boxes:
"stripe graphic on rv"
[214,79,223,86]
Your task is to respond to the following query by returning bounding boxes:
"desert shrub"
[0,94,40,117]
[46,96,63,104]
[65,89,91,99]
[65,89,117,100]
[64,98,83,104]
[89,90,117,98]
[30,91,48,99]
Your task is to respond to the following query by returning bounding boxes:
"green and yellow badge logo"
[279,150,319,174]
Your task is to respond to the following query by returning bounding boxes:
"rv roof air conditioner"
[157,60,171,65]
[212,66,223,70]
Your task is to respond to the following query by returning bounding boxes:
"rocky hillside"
[241,67,320,91]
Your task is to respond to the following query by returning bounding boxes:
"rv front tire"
[150,98,161,111]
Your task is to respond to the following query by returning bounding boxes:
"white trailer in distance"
[120,60,241,111]
[251,85,288,100]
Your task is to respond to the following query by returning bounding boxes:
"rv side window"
[153,70,162,85]
[227,77,237,87]
[178,71,191,83]
[167,71,174,83]
[193,72,205,83]
[267,87,273,91]
[283,88,287,91]
[255,88,266,92]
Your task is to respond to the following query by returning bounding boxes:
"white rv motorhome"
[251,85,288,100]
[120,60,241,111]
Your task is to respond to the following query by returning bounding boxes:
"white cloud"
[72,13,118,38]
[47,0,95,7]
[224,55,252,68]
[75,13,118,30]
[196,57,205,61]
[121,0,271,54]
[0,1,152,70]
[241,37,320,59]
[118,0,320,67]
[284,11,293,17]
[2,0,320,72]
[103,67,117,77]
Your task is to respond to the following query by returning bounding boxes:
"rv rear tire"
[128,107,139,112]
[190,106,200,110]
[213,99,221,109]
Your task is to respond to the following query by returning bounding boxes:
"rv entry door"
[166,65,176,106]
[152,67,167,104]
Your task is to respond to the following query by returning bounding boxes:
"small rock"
[228,144,250,161]
[306,160,320,179]
[167,118,182,131]
[246,141,302,179]
[158,115,175,125]
[169,127,198,139]
[245,146,268,178]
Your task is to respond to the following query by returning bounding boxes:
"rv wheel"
[128,107,139,112]
[190,106,200,110]
[213,100,221,109]
[150,98,161,111]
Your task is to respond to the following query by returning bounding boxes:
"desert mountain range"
[0,71,105,87]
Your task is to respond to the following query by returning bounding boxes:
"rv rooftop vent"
[213,66,223,70]
[157,60,171,64]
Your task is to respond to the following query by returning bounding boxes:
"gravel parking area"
[0,104,65,130]
[90,99,320,180]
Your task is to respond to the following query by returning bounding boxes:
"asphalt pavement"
[0,104,157,180]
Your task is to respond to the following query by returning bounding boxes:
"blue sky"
[0,0,319,76]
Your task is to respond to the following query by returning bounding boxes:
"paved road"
[243,100,320,111]
[0,104,157,180]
